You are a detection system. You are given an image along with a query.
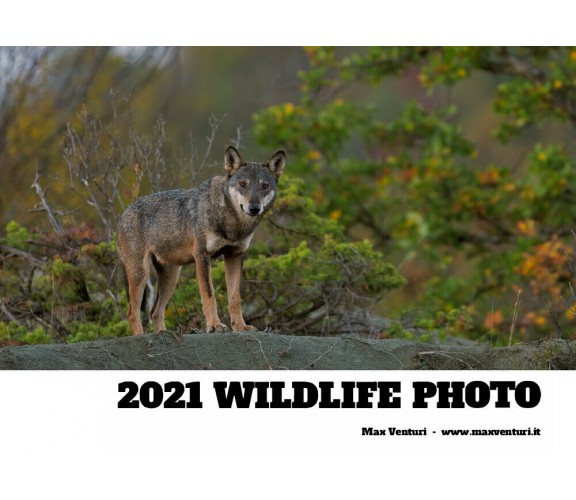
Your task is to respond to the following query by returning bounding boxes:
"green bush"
[167,176,405,334]
[0,322,51,345]
[4,220,34,249]
[1,173,405,339]
[253,47,576,341]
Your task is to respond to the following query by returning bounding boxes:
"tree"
[253,47,576,342]
[0,47,179,225]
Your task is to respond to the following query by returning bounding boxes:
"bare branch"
[0,299,20,324]
[31,173,64,237]
[0,244,45,267]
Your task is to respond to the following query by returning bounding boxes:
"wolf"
[117,146,286,334]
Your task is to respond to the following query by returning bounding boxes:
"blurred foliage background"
[2,46,576,345]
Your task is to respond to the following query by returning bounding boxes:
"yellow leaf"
[377,175,390,187]
[329,209,342,221]
[517,219,536,237]
[418,73,430,86]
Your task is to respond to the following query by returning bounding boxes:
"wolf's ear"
[224,146,244,176]
[266,150,286,179]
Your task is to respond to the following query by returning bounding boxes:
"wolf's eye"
[238,181,248,188]
[261,182,270,189]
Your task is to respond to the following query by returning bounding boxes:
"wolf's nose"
[248,204,261,215]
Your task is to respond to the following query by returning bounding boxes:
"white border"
[2,1,572,46]
[1,370,574,498]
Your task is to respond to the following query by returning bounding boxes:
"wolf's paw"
[232,323,257,332]
[207,322,229,333]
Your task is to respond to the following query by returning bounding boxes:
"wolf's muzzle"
[247,203,261,216]
[241,203,262,216]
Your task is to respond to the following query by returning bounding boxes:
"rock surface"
[0,331,574,370]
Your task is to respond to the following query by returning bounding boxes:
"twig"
[200,113,226,170]
[490,295,496,347]
[0,299,20,324]
[346,336,404,369]
[245,333,272,370]
[230,124,245,150]
[31,173,64,237]
[508,288,522,346]
[300,339,340,369]
[106,289,125,322]
[146,345,198,358]
[0,244,45,267]
[544,295,565,339]
[418,350,480,370]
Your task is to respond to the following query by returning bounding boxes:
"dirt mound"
[0,331,574,370]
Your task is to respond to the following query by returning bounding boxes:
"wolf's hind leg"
[150,259,181,332]
[125,257,151,335]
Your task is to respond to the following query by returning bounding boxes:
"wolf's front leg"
[194,251,228,332]
[224,250,257,332]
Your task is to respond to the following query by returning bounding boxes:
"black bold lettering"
[377,381,401,408]
[140,381,163,409]
[213,381,255,408]
[270,382,291,408]
[254,382,270,408]
[164,381,185,408]
[356,382,377,408]
[437,381,465,408]
[318,382,341,408]
[464,381,490,408]
[118,381,139,408]
[185,382,203,408]
[341,381,356,408]
[490,381,515,408]
[515,381,541,408]
[292,382,318,408]
[413,381,437,408]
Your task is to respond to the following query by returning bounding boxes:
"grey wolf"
[117,146,286,334]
